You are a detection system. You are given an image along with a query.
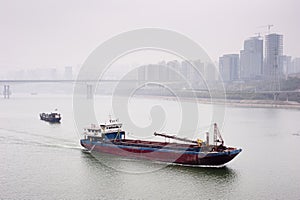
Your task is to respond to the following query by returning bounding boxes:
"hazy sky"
[0,0,299,73]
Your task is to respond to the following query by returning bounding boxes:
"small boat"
[40,110,61,123]
[80,118,242,167]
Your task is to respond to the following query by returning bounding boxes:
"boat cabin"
[83,118,125,141]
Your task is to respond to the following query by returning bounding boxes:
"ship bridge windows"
[100,124,122,130]
[107,125,121,129]
[85,128,101,135]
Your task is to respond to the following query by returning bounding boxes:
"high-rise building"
[64,66,73,80]
[279,55,292,77]
[240,37,263,80]
[219,54,239,82]
[181,60,192,81]
[264,33,283,79]
[158,61,169,82]
[50,68,57,80]
[292,57,300,73]
[146,64,160,81]
[138,65,146,81]
[167,60,181,81]
[190,60,205,88]
[180,60,205,87]
[205,62,217,82]
[192,60,205,79]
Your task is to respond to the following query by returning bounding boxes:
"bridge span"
[1,79,300,101]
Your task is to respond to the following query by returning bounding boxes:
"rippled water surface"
[1,95,300,199]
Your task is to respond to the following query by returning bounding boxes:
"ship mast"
[213,123,224,146]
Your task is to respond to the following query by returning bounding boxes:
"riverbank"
[6,93,300,110]
[135,94,300,110]
[211,98,300,109]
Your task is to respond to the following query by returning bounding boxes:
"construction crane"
[258,24,274,34]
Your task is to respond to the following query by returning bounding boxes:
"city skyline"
[0,0,299,74]
[1,28,299,81]
[219,32,300,82]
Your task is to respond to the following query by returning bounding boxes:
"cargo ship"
[80,118,242,167]
[40,111,61,123]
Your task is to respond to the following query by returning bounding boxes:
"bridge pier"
[273,92,279,102]
[3,85,10,99]
[87,84,93,99]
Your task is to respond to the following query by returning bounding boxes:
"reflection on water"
[81,150,174,174]
[81,148,237,179]
[81,150,238,182]
[79,150,239,199]
[1,95,300,199]
[165,165,238,182]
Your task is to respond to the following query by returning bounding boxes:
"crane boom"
[258,24,274,34]
[154,132,198,144]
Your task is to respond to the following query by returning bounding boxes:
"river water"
[0,94,300,199]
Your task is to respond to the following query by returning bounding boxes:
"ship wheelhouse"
[83,118,125,141]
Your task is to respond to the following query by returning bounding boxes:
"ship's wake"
[0,127,81,151]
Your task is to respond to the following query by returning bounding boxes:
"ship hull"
[80,139,241,166]
[40,114,61,123]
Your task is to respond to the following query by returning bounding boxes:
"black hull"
[40,113,61,123]
[197,153,239,166]
[40,118,61,123]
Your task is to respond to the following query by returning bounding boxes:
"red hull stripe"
[81,140,241,165]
